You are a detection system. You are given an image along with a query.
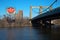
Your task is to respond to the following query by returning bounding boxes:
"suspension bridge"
[29,0,60,29]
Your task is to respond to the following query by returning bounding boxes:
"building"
[15,10,23,20]
[51,19,60,25]
[15,10,23,27]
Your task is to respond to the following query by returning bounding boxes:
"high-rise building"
[15,10,23,20]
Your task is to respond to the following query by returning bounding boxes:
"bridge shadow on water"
[32,24,60,40]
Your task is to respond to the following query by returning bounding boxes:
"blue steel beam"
[32,7,60,21]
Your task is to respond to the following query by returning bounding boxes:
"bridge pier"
[31,20,51,27]
[42,20,51,31]
[31,20,44,29]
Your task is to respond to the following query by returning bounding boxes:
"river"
[0,26,60,40]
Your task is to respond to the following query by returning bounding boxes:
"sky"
[0,0,60,18]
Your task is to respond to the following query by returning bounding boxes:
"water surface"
[0,26,59,40]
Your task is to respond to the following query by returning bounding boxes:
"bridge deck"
[32,7,60,21]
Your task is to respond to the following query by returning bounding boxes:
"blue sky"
[0,0,60,18]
